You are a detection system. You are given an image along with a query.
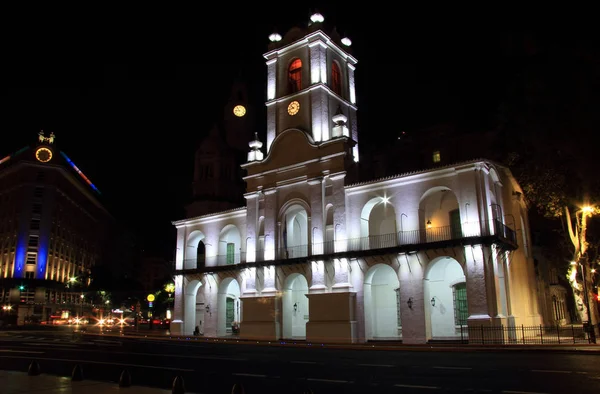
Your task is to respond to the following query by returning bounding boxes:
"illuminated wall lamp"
[427,220,432,229]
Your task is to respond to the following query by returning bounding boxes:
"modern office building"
[0,132,111,324]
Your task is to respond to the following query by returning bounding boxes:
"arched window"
[288,59,302,93]
[331,62,341,95]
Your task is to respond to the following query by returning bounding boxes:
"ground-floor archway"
[364,264,401,340]
[184,279,202,335]
[282,273,309,339]
[217,278,241,336]
[425,257,467,339]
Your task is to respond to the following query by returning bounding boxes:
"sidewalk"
[1,370,193,393]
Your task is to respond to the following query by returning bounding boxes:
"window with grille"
[226,243,235,265]
[453,282,468,326]
[288,59,302,93]
[32,203,42,214]
[331,62,341,95]
[433,151,441,163]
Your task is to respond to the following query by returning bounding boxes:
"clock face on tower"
[233,105,246,117]
[35,147,53,163]
[287,100,300,116]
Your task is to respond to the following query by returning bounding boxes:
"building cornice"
[172,207,247,228]
[263,30,357,65]
[345,159,507,194]
[265,83,357,110]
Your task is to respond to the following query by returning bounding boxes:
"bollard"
[71,364,84,381]
[231,382,245,394]
[119,369,131,387]
[28,360,41,376]
[172,375,185,394]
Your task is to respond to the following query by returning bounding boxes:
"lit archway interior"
[419,187,461,242]
[217,277,241,336]
[184,279,202,335]
[282,273,309,339]
[218,225,241,265]
[425,257,467,339]
[284,204,308,258]
[360,197,397,250]
[364,264,401,340]
[186,230,206,269]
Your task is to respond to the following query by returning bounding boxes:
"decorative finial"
[247,133,264,162]
[38,130,56,144]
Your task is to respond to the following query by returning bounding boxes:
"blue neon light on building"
[59,151,101,194]
[14,234,27,278]
[37,234,49,279]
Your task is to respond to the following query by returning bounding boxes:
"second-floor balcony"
[179,219,517,273]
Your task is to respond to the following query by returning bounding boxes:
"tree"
[497,32,600,336]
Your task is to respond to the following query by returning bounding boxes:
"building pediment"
[242,128,351,191]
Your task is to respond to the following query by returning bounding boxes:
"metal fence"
[462,324,591,345]
[183,219,516,269]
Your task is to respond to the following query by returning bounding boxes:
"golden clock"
[35,147,52,163]
[233,105,246,117]
[287,100,300,116]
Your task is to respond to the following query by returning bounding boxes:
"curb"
[82,332,600,354]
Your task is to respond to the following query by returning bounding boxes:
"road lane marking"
[358,363,394,367]
[291,360,317,364]
[502,391,549,394]
[23,343,77,348]
[433,366,472,370]
[531,369,571,374]
[395,384,439,390]
[307,378,350,383]
[232,373,267,378]
[0,349,45,354]
[0,355,194,372]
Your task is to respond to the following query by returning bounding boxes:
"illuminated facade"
[0,133,110,323]
[171,14,542,343]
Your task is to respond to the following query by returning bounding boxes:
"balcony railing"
[182,219,516,270]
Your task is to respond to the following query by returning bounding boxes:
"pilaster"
[263,189,277,260]
[399,253,427,344]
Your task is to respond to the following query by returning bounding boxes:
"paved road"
[1,330,599,394]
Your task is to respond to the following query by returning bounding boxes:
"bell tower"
[263,12,359,162]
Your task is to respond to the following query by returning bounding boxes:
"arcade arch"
[425,257,467,340]
[282,204,309,258]
[185,230,206,269]
[218,224,241,265]
[360,197,397,250]
[217,277,241,336]
[419,187,461,242]
[281,273,310,339]
[364,264,401,340]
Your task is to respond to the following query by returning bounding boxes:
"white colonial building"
[170,14,542,344]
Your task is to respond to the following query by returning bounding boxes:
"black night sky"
[2,7,597,260]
